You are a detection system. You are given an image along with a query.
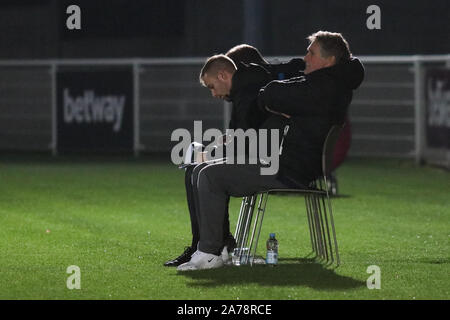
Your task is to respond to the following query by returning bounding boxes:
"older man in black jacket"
[260,31,365,187]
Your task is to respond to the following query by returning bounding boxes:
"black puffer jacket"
[228,62,273,131]
[263,58,305,80]
[228,59,306,130]
[258,57,365,187]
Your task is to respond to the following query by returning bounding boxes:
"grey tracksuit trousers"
[190,160,288,255]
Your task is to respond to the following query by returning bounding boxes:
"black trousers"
[188,160,289,255]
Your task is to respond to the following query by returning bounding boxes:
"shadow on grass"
[423,258,450,264]
[272,192,352,199]
[177,257,365,291]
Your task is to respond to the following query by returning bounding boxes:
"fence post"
[133,60,141,157]
[50,62,58,156]
[413,57,425,165]
[223,101,232,131]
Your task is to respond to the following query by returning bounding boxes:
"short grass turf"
[0,155,448,300]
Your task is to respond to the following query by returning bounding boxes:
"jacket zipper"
[279,125,290,155]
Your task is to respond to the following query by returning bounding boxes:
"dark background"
[0,0,448,59]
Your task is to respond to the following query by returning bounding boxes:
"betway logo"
[63,89,125,132]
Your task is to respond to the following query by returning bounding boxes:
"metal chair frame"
[233,125,343,267]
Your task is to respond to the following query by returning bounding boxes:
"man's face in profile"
[304,41,335,74]
[202,71,232,100]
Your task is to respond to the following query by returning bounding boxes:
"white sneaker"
[177,250,224,271]
[221,246,231,264]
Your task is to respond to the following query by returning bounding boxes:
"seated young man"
[164,53,276,267]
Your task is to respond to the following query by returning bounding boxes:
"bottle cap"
[270,233,275,238]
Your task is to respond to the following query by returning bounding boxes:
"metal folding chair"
[233,124,344,266]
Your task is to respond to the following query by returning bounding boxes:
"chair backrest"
[322,124,345,177]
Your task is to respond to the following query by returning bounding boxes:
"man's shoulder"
[235,62,271,78]
[232,63,272,92]
[308,57,365,91]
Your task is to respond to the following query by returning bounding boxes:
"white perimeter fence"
[0,55,449,167]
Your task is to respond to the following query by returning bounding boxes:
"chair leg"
[305,194,318,256]
[235,191,340,267]
[322,175,340,266]
[311,194,326,260]
[234,197,247,245]
[234,196,248,251]
[247,192,269,265]
[310,195,322,258]
[241,195,256,265]
[234,195,256,260]
[242,195,256,251]
[318,194,333,262]
[325,194,340,266]
[233,193,269,266]
[235,195,258,263]
[320,195,335,265]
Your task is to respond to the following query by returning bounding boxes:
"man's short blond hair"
[199,54,237,86]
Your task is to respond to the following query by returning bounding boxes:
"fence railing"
[0,54,449,164]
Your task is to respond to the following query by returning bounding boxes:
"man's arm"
[264,106,291,119]
[258,74,336,117]
[266,58,305,80]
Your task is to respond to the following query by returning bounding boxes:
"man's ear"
[326,55,336,67]
[218,70,229,81]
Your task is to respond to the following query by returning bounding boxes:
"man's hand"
[195,151,207,163]
[215,134,232,147]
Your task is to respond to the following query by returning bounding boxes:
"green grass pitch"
[0,155,448,300]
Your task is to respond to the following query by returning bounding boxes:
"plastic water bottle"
[266,233,278,266]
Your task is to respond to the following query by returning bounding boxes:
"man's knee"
[185,165,195,181]
[197,165,226,194]
[191,163,207,186]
